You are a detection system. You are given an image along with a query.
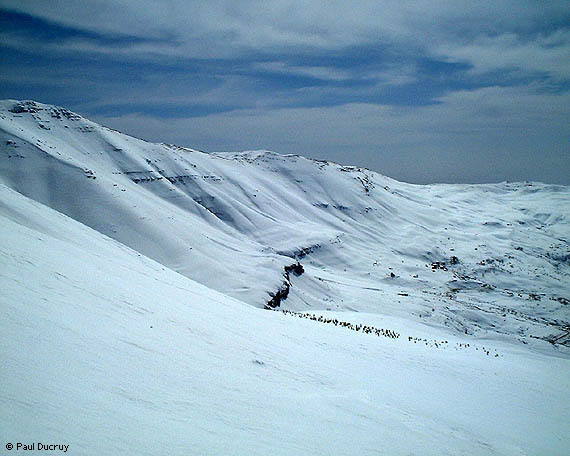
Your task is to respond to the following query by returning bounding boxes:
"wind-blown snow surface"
[1,100,569,454]
[2,185,569,455]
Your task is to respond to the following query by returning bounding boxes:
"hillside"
[1,99,568,348]
[1,99,569,454]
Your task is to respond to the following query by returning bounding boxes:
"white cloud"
[437,31,570,81]
[253,61,418,86]
[254,62,358,81]
[4,1,569,63]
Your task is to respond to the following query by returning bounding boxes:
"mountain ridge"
[1,99,569,351]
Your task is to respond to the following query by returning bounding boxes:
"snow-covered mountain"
[2,100,568,346]
[1,100,569,455]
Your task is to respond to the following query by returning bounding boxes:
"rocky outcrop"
[265,262,304,309]
[284,262,304,276]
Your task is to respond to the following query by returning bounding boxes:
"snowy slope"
[1,184,569,455]
[1,100,568,350]
[1,99,570,454]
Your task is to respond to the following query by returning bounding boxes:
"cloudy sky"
[1,1,569,184]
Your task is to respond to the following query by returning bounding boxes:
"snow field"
[1,185,569,455]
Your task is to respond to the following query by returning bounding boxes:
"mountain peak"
[1,99,84,120]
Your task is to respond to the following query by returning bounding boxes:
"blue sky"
[1,1,569,183]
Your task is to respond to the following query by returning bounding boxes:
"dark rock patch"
[265,262,304,309]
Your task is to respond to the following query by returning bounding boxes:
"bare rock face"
[266,262,304,309]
